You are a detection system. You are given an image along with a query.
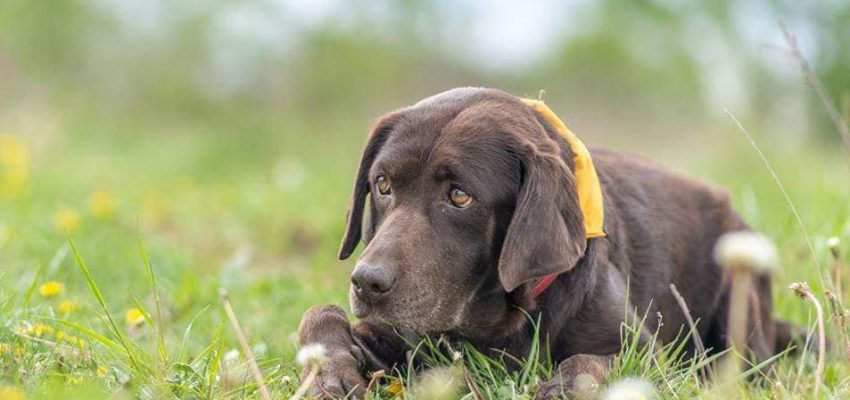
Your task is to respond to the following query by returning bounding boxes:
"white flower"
[714,231,778,273]
[224,349,240,363]
[409,367,461,400]
[827,236,841,256]
[296,343,327,368]
[603,378,657,400]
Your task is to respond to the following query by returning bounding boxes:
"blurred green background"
[1,0,849,397]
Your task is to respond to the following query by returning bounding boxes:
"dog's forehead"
[373,100,526,196]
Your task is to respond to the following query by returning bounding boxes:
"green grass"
[1,109,849,399]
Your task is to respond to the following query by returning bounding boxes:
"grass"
[1,106,849,399]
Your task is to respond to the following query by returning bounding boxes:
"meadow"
[1,96,849,399]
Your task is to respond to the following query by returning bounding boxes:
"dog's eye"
[449,186,472,208]
[376,175,391,195]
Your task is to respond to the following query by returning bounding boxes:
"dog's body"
[298,88,789,398]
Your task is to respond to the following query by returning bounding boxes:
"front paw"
[535,354,609,399]
[302,348,368,399]
[298,305,368,398]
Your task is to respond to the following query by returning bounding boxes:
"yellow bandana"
[521,98,606,238]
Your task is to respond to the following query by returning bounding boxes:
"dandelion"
[603,378,657,400]
[88,191,115,219]
[32,324,53,337]
[714,231,777,355]
[97,365,108,378]
[290,343,327,400]
[789,281,826,398]
[224,349,241,363]
[125,308,146,326]
[54,208,80,233]
[39,281,65,298]
[58,300,76,314]
[0,135,29,197]
[714,231,778,386]
[0,385,26,400]
[295,343,327,368]
[408,367,461,400]
[714,231,778,273]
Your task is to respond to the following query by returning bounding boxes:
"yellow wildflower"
[33,324,53,336]
[385,378,404,396]
[0,135,29,197]
[56,331,67,342]
[88,191,115,219]
[0,135,28,165]
[54,208,80,233]
[97,365,107,378]
[0,385,26,400]
[39,281,65,298]
[58,299,76,314]
[125,308,145,326]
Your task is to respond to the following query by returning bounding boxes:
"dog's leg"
[297,305,406,399]
[535,353,615,399]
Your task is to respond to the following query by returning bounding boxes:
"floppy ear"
[498,141,587,292]
[338,114,399,260]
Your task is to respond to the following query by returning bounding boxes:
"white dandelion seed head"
[409,367,461,400]
[603,378,657,400]
[224,349,240,363]
[296,343,327,368]
[827,237,841,255]
[714,231,778,273]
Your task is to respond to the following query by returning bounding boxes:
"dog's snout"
[351,265,395,302]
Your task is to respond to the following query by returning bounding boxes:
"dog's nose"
[351,265,395,302]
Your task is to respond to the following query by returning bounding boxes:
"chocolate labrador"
[297,87,792,398]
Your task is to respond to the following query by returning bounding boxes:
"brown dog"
[298,87,792,398]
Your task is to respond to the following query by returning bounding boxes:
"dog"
[297,87,793,398]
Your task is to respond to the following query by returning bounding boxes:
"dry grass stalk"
[669,283,709,382]
[789,282,826,398]
[218,289,272,400]
[828,237,843,300]
[778,21,850,160]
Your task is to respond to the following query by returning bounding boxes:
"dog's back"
[591,147,781,359]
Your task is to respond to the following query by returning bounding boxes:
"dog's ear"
[338,114,399,260]
[498,140,587,292]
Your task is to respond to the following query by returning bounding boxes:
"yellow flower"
[97,365,107,378]
[58,300,76,314]
[54,208,80,233]
[385,378,404,396]
[0,385,26,400]
[88,191,115,219]
[39,281,64,298]
[0,135,29,198]
[125,308,145,326]
[56,331,67,342]
[33,324,53,337]
[0,135,28,166]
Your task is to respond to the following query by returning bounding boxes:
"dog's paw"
[302,349,368,399]
[535,354,609,399]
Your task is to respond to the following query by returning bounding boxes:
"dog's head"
[339,88,587,338]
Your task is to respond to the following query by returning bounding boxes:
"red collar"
[531,273,559,298]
